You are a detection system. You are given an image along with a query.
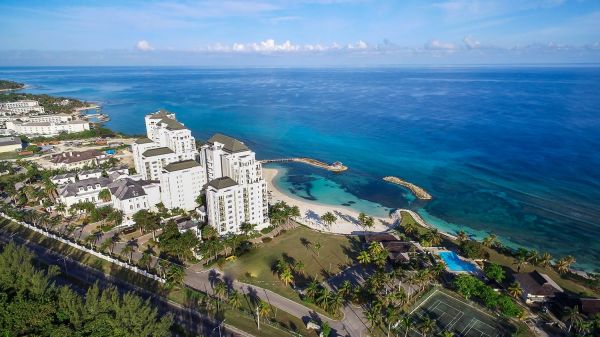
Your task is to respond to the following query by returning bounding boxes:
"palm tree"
[279,267,294,287]
[109,232,121,255]
[139,251,153,270]
[456,230,468,243]
[399,315,413,337]
[482,233,497,248]
[257,300,272,330]
[164,263,185,290]
[365,306,382,330]
[358,212,368,234]
[555,255,575,274]
[384,307,401,337]
[294,261,305,275]
[564,306,584,333]
[527,250,540,265]
[358,250,371,265]
[425,229,442,246]
[316,287,331,311]
[539,252,553,268]
[121,244,134,264]
[55,202,66,214]
[106,209,123,227]
[320,212,337,228]
[228,289,242,309]
[507,282,523,299]
[329,292,344,314]
[314,241,322,256]
[515,255,527,273]
[306,279,320,300]
[338,280,352,300]
[419,317,436,337]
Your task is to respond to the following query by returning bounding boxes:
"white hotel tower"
[200,134,269,235]
[132,110,205,211]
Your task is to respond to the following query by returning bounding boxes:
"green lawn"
[223,225,360,315]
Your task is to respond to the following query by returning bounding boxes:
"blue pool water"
[104,149,116,155]
[439,251,479,273]
[0,66,598,271]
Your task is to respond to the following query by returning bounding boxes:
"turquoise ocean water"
[1,66,598,271]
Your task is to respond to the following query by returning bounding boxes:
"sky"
[0,0,599,66]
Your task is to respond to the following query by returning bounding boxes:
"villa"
[57,176,112,208]
[50,150,107,170]
[50,173,77,186]
[514,271,564,303]
[107,178,161,224]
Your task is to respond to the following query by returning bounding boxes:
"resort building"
[0,100,45,116]
[77,169,103,180]
[201,133,269,234]
[159,160,205,211]
[107,178,161,224]
[4,120,90,137]
[514,271,564,303]
[132,110,199,181]
[0,136,22,153]
[50,173,77,186]
[50,150,106,170]
[57,177,112,208]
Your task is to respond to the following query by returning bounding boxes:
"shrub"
[262,237,272,243]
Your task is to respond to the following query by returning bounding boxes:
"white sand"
[264,167,394,234]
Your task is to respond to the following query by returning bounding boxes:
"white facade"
[160,160,205,211]
[108,178,161,224]
[77,169,103,180]
[132,110,199,181]
[50,173,77,186]
[0,100,45,116]
[57,177,112,208]
[5,120,90,136]
[200,134,269,234]
[0,136,22,152]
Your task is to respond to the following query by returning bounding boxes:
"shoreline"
[264,167,393,234]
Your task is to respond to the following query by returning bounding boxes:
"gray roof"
[148,110,186,130]
[206,133,249,153]
[51,173,77,180]
[142,147,174,157]
[163,160,200,172]
[0,136,22,146]
[58,177,111,197]
[208,176,238,189]
[134,137,154,144]
[108,178,158,201]
[79,169,103,175]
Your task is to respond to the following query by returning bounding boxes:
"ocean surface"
[1,66,599,271]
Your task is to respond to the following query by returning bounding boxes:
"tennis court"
[407,289,511,337]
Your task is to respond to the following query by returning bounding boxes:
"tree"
[320,212,337,228]
[98,189,111,202]
[195,193,204,207]
[483,263,505,284]
[257,300,272,330]
[419,317,436,337]
[132,210,157,236]
[399,315,413,337]
[539,252,553,268]
[306,279,320,300]
[164,263,185,290]
[439,331,454,337]
[240,222,256,236]
[358,250,371,265]
[425,229,442,246]
[482,233,498,248]
[564,306,584,333]
[314,241,322,256]
[507,282,523,299]
[456,230,469,243]
[555,255,575,274]
[321,321,332,337]
[228,289,242,310]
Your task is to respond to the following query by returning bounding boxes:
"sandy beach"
[264,167,394,234]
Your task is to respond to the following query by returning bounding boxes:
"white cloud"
[136,40,154,51]
[463,36,481,49]
[425,39,457,50]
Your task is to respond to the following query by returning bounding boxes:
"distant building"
[160,160,205,211]
[50,150,106,170]
[5,120,90,137]
[206,177,245,235]
[514,271,564,303]
[0,100,45,115]
[0,136,22,153]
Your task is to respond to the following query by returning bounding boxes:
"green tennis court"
[407,289,511,337]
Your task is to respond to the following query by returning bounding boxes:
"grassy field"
[223,225,360,314]
[0,217,315,336]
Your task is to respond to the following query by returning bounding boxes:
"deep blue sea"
[1,66,599,271]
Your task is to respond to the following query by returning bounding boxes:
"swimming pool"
[438,251,479,273]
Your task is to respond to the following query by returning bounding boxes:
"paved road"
[184,268,368,337]
[0,227,248,337]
